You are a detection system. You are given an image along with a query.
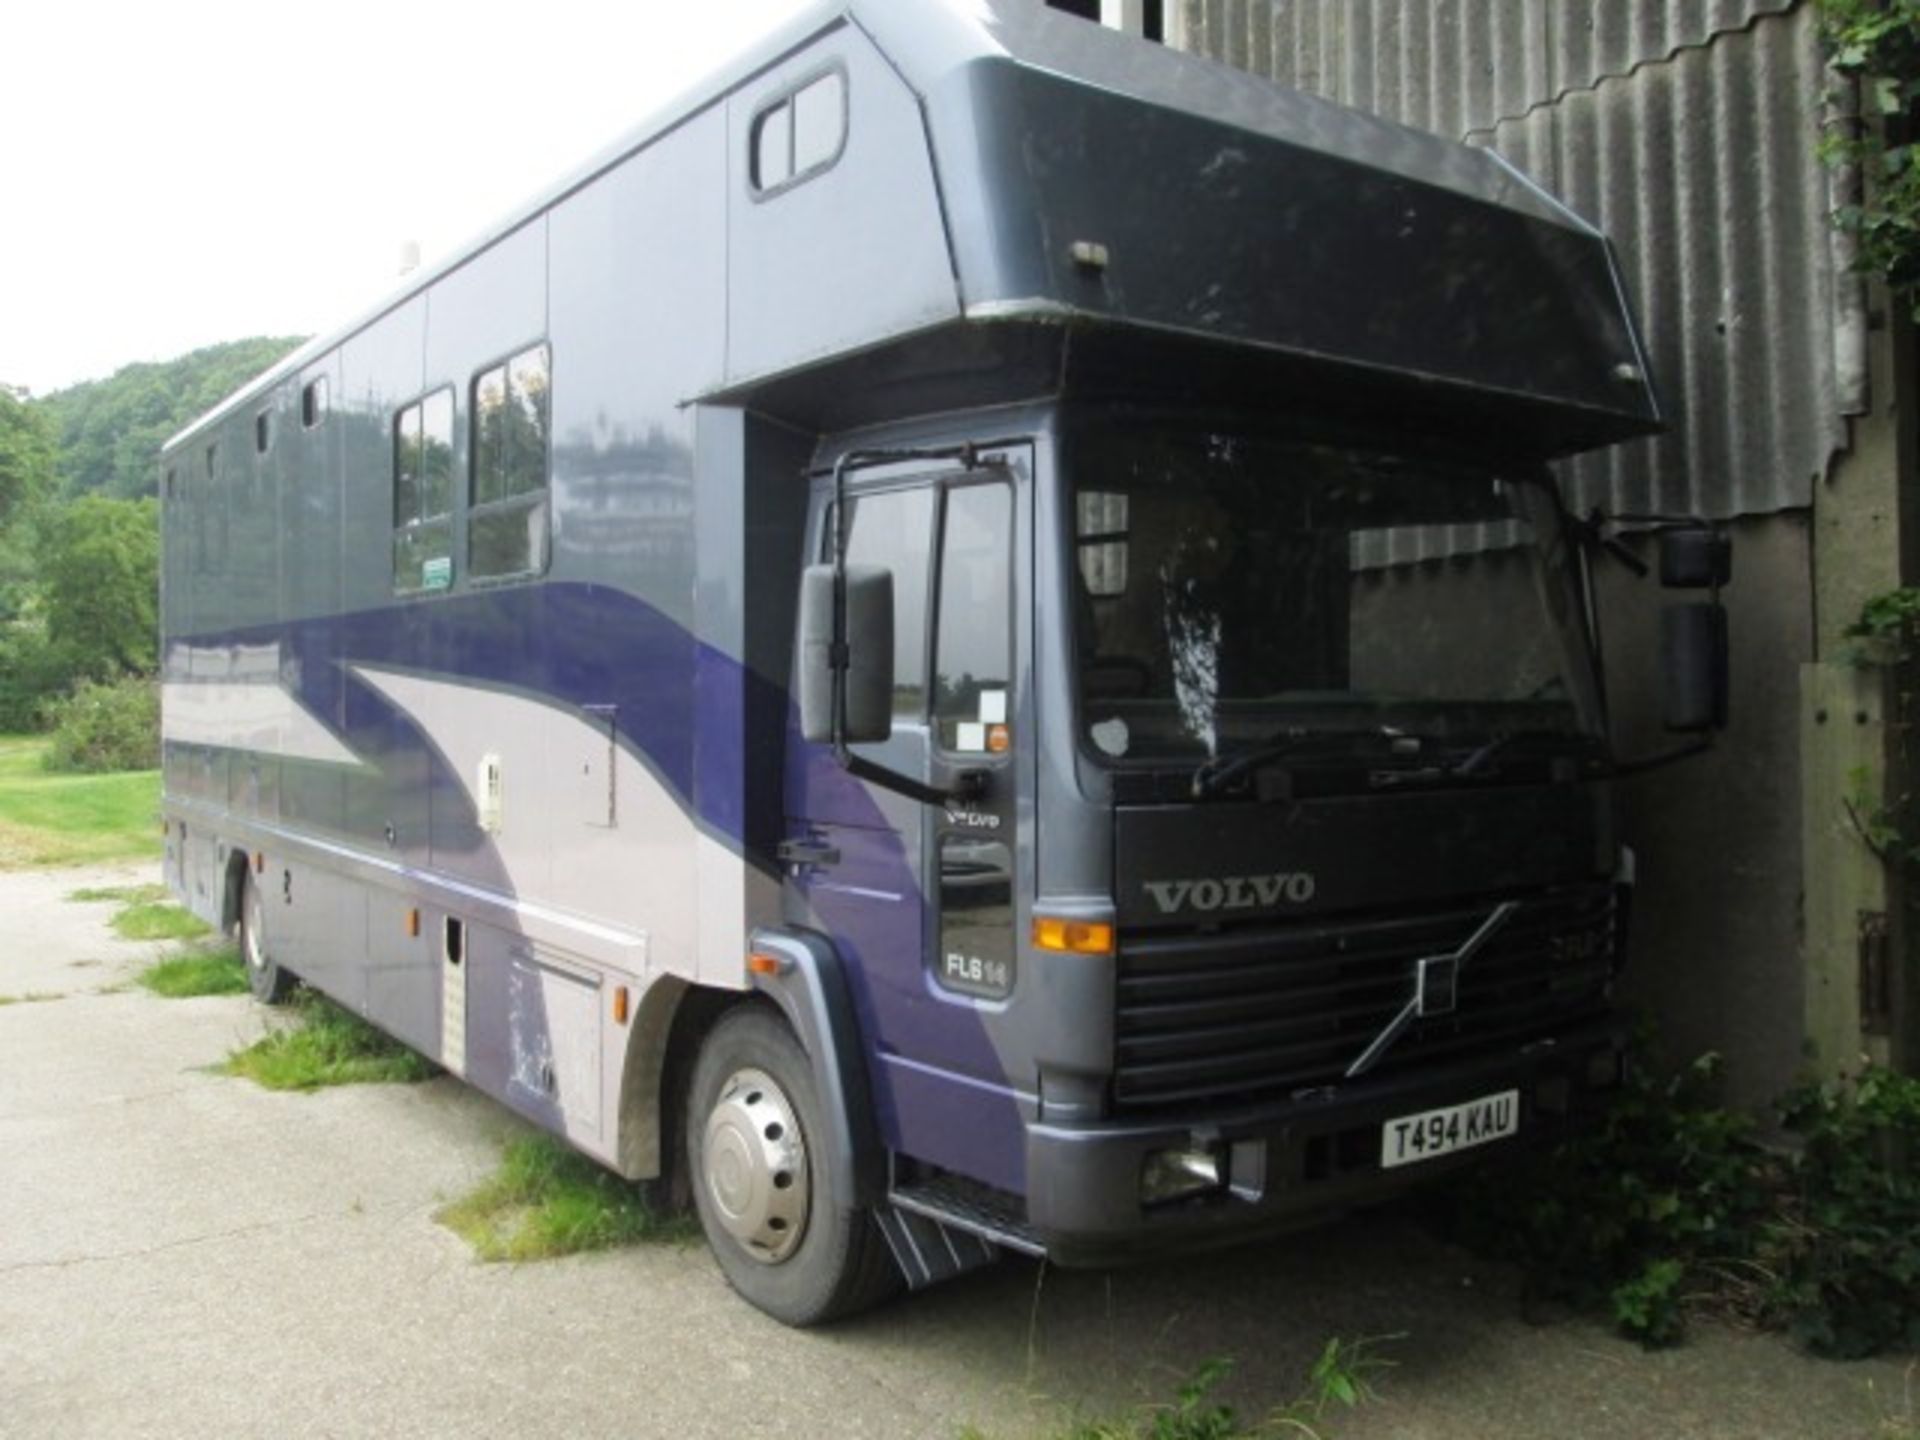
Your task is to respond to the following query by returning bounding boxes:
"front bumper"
[1025,1016,1625,1264]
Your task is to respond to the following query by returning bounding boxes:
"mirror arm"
[1604,738,1714,778]
[843,753,988,807]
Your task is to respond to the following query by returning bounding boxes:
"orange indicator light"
[253,851,265,874]
[747,952,784,977]
[612,986,630,1025]
[1031,916,1114,956]
[406,908,421,938]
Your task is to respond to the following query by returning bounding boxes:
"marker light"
[747,952,786,977]
[612,986,630,1025]
[1031,917,1114,956]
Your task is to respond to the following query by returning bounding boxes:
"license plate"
[1380,1089,1519,1169]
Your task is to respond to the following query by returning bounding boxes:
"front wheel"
[239,869,296,1005]
[686,1006,899,1325]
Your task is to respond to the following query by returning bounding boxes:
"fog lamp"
[1141,1145,1224,1206]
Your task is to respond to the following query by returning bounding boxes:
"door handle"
[777,838,841,869]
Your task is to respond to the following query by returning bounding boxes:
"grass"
[67,883,168,904]
[0,734,161,869]
[970,1341,1396,1440]
[437,1134,691,1262]
[136,944,248,998]
[110,899,210,941]
[221,991,437,1090]
[67,882,211,942]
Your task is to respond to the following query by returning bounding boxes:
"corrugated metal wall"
[1174,0,1864,522]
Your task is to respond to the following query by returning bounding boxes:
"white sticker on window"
[422,556,452,590]
[978,689,1008,724]
[956,721,987,753]
[1091,718,1130,757]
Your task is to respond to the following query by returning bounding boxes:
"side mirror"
[1662,602,1728,732]
[798,563,894,745]
[1659,525,1731,589]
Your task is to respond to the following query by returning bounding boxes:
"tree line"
[0,336,305,738]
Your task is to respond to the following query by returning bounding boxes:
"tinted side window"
[934,483,1013,752]
[469,341,550,580]
[840,486,935,720]
[393,388,454,593]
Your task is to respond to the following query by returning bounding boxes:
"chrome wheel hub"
[702,1066,809,1264]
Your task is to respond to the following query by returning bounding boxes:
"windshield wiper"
[1191,726,1408,798]
[1364,729,1600,789]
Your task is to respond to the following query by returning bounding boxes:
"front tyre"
[239,869,296,1005]
[687,1005,899,1325]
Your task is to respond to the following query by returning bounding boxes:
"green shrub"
[1773,1067,1920,1358]
[41,676,158,773]
[1434,1050,1770,1347]
[1433,1050,1920,1357]
[0,626,80,732]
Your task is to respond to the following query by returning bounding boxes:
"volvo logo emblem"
[1143,873,1317,914]
[1345,901,1520,1079]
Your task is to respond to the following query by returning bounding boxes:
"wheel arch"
[219,846,252,934]
[742,926,886,1208]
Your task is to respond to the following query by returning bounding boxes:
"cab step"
[884,1172,1046,1283]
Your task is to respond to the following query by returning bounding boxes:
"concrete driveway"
[1,862,1911,1439]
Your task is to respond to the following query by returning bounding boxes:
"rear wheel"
[239,869,296,1005]
[687,1006,899,1325]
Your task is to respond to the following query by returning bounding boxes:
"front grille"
[1113,886,1615,1114]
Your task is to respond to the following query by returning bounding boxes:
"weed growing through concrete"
[66,883,168,904]
[964,1340,1392,1440]
[136,945,249,998]
[222,992,436,1090]
[111,901,211,942]
[67,883,212,942]
[437,1134,691,1262]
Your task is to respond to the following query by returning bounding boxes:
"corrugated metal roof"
[1174,0,1861,520]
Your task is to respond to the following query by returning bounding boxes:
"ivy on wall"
[1821,0,1920,309]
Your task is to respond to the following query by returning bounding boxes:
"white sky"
[0,0,815,396]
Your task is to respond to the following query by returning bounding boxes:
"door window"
[838,486,936,720]
[933,483,1013,753]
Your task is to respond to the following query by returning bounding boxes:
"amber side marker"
[747,952,784,977]
[406,908,421,938]
[1031,916,1114,957]
[253,851,265,874]
[612,985,630,1025]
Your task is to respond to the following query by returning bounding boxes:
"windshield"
[1068,424,1601,765]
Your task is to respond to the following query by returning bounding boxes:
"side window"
[199,443,224,574]
[934,484,1013,753]
[469,341,551,581]
[1075,490,1129,597]
[838,486,936,720]
[750,68,847,195]
[302,376,328,429]
[393,388,454,593]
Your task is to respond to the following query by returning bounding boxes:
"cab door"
[783,449,1027,1151]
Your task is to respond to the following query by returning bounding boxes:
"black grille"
[1113,887,1615,1114]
